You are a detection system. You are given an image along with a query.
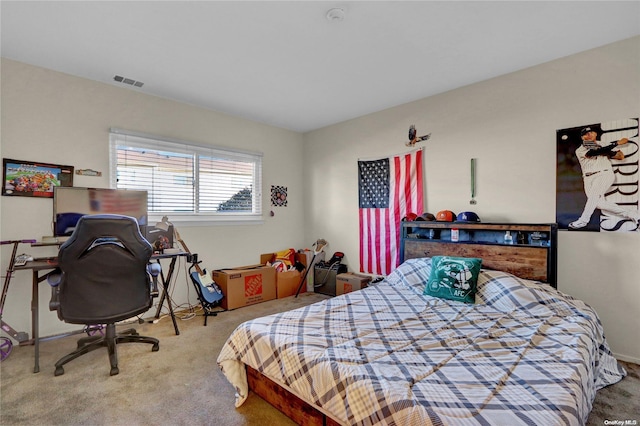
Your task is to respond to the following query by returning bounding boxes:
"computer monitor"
[53,187,148,237]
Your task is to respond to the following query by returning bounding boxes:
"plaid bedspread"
[217,258,626,426]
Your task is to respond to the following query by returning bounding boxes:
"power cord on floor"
[147,254,225,324]
[149,301,213,323]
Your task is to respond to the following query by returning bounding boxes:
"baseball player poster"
[556,118,640,232]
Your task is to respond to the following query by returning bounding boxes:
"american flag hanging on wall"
[358,149,423,275]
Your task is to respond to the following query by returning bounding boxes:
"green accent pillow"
[424,256,482,303]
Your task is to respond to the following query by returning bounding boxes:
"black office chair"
[49,214,160,376]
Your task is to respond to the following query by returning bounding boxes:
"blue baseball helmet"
[456,211,481,222]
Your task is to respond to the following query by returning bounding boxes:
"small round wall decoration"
[271,185,288,207]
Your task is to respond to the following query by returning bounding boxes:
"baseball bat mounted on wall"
[470,158,477,205]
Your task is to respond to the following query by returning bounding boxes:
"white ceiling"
[2,1,639,133]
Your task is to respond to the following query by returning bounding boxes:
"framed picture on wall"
[2,158,74,198]
[556,118,639,232]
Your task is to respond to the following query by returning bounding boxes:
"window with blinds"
[109,129,262,224]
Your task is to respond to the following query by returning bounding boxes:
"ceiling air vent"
[113,75,144,88]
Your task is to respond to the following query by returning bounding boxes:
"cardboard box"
[299,249,325,290]
[212,265,276,310]
[274,269,304,298]
[260,252,308,298]
[336,272,372,296]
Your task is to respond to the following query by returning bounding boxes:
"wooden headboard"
[400,222,558,288]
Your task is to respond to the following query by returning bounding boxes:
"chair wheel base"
[53,324,159,376]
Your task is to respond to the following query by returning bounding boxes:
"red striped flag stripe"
[359,149,423,275]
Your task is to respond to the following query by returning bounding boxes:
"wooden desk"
[14,260,59,373]
[13,251,189,373]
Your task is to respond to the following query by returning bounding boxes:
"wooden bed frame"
[401,222,558,286]
[247,365,341,426]
[246,222,558,425]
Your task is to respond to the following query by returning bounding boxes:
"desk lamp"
[154,216,172,232]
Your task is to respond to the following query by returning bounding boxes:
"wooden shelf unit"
[400,222,558,288]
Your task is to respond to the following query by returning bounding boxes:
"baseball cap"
[456,211,481,222]
[581,126,596,135]
[402,212,418,222]
[416,212,436,221]
[436,210,456,222]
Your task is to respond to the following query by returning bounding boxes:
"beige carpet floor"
[1,292,638,426]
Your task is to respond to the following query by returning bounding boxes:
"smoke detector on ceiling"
[113,75,144,88]
[326,8,345,22]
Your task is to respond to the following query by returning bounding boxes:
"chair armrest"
[147,263,162,298]
[47,269,62,311]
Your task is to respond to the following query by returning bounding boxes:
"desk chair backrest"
[56,214,153,324]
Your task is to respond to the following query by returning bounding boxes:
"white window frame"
[109,128,263,226]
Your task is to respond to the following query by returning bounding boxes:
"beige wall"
[303,36,640,362]
[2,36,639,362]
[0,58,306,337]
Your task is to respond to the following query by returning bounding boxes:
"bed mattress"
[217,258,625,425]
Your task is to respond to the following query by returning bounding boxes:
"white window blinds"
[109,129,262,224]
